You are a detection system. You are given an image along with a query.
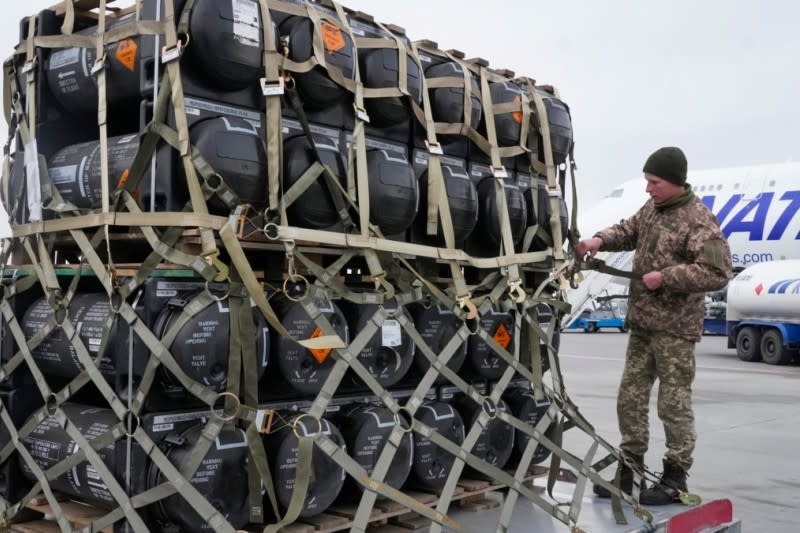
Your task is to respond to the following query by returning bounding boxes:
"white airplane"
[565,161,800,325]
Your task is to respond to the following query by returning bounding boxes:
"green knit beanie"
[642,147,687,186]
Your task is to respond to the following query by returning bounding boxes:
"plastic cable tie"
[491,165,509,179]
[425,140,444,155]
[161,42,183,63]
[260,77,285,96]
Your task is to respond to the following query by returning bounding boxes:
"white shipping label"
[49,48,80,69]
[381,320,402,347]
[232,0,260,47]
[48,165,78,184]
[24,140,42,221]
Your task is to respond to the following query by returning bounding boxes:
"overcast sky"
[1,0,798,235]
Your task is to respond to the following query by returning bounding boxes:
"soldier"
[575,147,732,505]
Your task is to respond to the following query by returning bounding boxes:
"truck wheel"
[587,323,598,333]
[736,327,761,362]
[618,325,628,333]
[760,329,792,365]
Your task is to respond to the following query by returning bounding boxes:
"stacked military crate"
[0,1,635,532]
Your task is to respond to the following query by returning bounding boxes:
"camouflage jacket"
[594,187,732,342]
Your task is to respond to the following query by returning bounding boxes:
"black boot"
[593,453,644,498]
[639,459,688,505]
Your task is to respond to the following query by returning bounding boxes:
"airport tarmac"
[449,331,798,532]
[556,331,799,531]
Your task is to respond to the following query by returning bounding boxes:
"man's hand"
[575,237,604,259]
[642,271,664,290]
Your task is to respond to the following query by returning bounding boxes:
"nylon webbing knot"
[207,253,229,283]
[372,271,395,301]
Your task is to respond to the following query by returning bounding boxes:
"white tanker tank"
[726,260,800,365]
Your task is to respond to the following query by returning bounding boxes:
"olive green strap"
[262,435,314,533]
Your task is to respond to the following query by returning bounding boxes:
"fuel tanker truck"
[727,260,800,365]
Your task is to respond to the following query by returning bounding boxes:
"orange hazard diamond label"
[115,39,138,72]
[493,323,512,349]
[116,169,139,200]
[321,21,346,53]
[308,326,332,364]
[512,95,523,124]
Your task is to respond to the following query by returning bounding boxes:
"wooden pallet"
[11,494,113,533]
[272,466,547,533]
[9,469,546,533]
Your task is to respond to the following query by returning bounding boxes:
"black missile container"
[263,413,346,518]
[486,80,529,150]
[19,404,251,532]
[0,387,42,503]
[502,386,557,466]
[466,161,527,257]
[409,401,465,490]
[150,288,270,395]
[342,134,419,238]
[46,133,140,209]
[449,392,514,477]
[336,404,413,495]
[269,290,349,398]
[409,150,478,248]
[347,12,422,143]
[281,118,348,230]
[0,271,48,387]
[414,46,482,158]
[138,98,269,214]
[14,10,105,157]
[274,2,356,112]
[18,278,269,411]
[408,302,468,381]
[517,172,569,253]
[533,88,573,169]
[339,298,415,389]
[464,306,515,381]
[44,0,267,118]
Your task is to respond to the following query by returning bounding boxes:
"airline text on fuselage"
[701,190,800,241]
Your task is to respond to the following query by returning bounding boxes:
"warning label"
[116,169,138,200]
[321,21,346,53]
[115,39,138,72]
[308,326,332,364]
[512,96,523,124]
[493,323,512,349]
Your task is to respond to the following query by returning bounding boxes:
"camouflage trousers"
[617,330,697,471]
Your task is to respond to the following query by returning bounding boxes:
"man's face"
[644,173,684,203]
